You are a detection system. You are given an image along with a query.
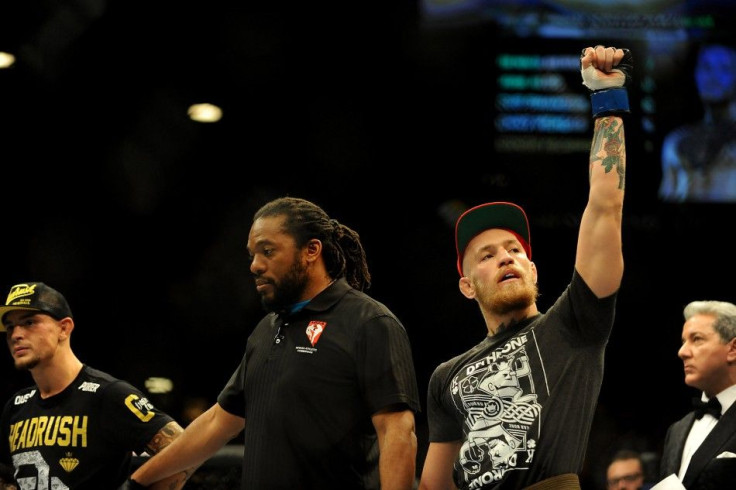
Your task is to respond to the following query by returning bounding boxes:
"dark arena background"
[2,1,736,488]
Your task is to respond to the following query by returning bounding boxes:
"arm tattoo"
[142,422,197,488]
[145,421,184,454]
[591,117,626,190]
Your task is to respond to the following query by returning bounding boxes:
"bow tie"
[692,396,722,420]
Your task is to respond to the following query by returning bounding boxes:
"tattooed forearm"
[591,116,626,190]
[146,422,184,454]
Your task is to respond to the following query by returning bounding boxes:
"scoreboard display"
[419,0,736,204]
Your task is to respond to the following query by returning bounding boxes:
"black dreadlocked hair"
[253,197,372,291]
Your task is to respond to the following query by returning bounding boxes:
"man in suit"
[659,300,736,489]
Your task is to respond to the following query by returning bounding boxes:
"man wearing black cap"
[0,282,193,489]
[419,45,630,490]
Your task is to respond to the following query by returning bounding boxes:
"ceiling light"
[0,52,16,69]
[188,103,223,123]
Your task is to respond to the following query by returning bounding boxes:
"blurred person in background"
[658,43,736,202]
[605,449,653,490]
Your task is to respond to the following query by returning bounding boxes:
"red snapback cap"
[455,201,531,276]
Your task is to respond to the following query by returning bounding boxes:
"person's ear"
[726,337,736,364]
[58,317,74,340]
[305,239,322,263]
[459,276,475,299]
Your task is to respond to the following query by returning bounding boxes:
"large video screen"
[420,0,736,203]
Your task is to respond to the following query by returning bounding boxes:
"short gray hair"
[683,300,736,342]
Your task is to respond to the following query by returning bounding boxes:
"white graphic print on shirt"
[450,333,542,487]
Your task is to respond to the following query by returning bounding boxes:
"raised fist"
[580,45,633,117]
[580,46,633,91]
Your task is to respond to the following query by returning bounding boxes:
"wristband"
[127,478,146,490]
[590,88,630,118]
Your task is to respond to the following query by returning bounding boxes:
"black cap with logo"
[0,282,73,330]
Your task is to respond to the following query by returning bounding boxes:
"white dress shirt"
[678,384,736,480]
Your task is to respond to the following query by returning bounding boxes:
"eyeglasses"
[607,473,643,487]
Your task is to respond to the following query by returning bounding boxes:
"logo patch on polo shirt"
[306,321,326,346]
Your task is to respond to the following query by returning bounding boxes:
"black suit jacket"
[660,402,736,490]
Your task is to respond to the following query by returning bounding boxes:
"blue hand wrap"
[590,88,630,118]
